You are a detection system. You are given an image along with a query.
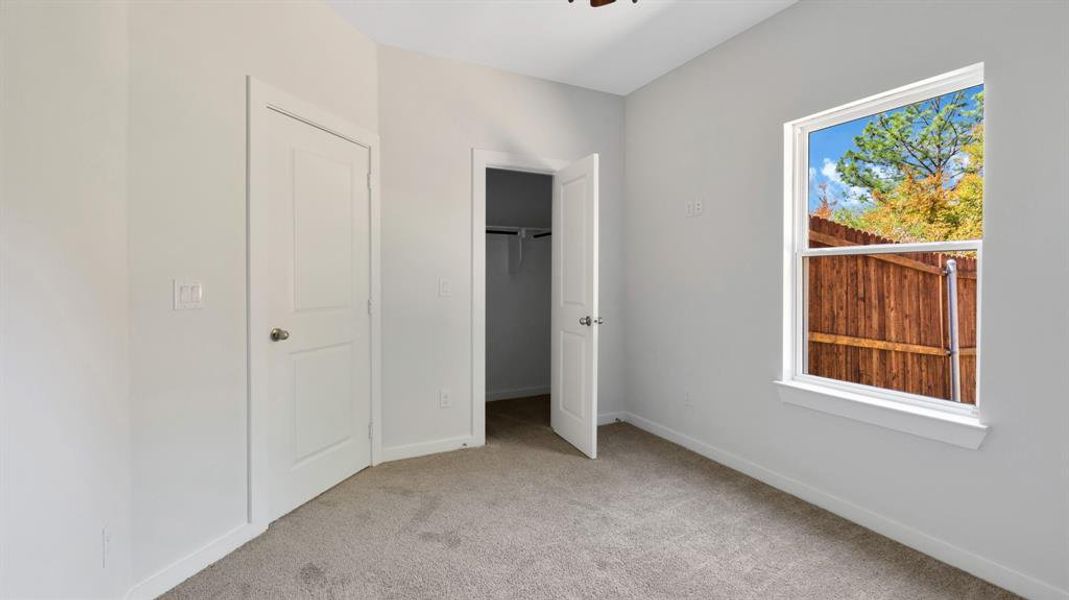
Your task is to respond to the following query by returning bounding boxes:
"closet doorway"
[471,150,601,458]
[485,167,553,442]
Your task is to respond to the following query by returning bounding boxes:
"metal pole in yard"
[945,259,962,403]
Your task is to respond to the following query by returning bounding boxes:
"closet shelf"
[486,225,551,239]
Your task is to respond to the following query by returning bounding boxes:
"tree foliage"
[829,89,984,242]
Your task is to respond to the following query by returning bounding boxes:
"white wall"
[0,2,132,597]
[486,170,552,400]
[623,1,1069,597]
[126,0,378,587]
[1,6,625,593]
[378,46,626,454]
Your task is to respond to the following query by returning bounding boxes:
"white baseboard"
[125,521,266,600]
[381,413,623,463]
[382,414,624,466]
[486,386,550,401]
[623,412,1068,600]
[380,435,479,463]
[598,412,627,426]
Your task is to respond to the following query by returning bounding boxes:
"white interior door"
[261,107,372,520]
[551,154,599,458]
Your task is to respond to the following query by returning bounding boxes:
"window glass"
[808,84,984,244]
[800,82,983,405]
[803,250,978,403]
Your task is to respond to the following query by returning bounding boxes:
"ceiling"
[327,0,796,96]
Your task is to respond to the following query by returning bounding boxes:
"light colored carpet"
[165,397,1015,599]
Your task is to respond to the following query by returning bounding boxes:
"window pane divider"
[800,239,981,257]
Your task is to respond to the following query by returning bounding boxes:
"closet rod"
[486,228,551,238]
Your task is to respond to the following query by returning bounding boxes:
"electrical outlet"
[683,391,693,408]
[101,527,111,569]
[438,389,452,409]
[693,200,704,216]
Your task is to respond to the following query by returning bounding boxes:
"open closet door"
[551,154,599,459]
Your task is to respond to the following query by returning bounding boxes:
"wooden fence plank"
[809,332,948,356]
[810,332,977,356]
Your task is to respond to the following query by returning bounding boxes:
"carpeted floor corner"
[164,396,1016,599]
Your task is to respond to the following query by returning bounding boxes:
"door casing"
[247,77,382,527]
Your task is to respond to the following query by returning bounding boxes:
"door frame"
[471,149,568,446]
[247,77,382,527]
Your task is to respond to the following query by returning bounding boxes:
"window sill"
[774,380,988,450]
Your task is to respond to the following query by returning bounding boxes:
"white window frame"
[778,64,988,448]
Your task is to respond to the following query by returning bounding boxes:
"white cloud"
[869,164,894,179]
[954,151,970,173]
[816,157,869,208]
[821,158,842,183]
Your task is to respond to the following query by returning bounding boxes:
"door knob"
[270,327,290,341]
[579,316,591,326]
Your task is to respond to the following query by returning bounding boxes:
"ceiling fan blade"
[590,0,616,6]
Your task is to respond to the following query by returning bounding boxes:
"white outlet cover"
[439,389,452,408]
[437,277,453,297]
[173,279,205,310]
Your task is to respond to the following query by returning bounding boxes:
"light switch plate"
[173,279,205,310]
[437,277,453,297]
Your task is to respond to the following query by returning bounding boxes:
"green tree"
[832,90,984,242]
[839,90,983,194]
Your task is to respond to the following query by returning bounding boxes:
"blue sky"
[807,83,984,214]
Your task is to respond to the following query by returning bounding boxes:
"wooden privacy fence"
[807,216,977,404]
